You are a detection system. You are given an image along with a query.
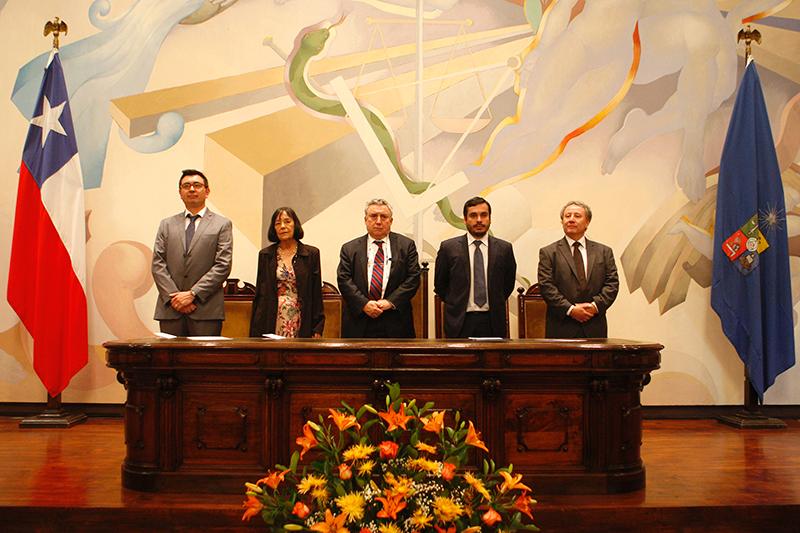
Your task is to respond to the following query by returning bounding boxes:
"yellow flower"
[297,473,327,494]
[311,486,330,504]
[357,459,375,476]
[409,509,433,529]
[498,470,532,493]
[342,443,377,462]
[384,472,414,496]
[378,524,402,533]
[408,457,441,473]
[465,421,489,452]
[415,441,437,454]
[433,496,464,522]
[335,492,366,523]
[464,471,492,501]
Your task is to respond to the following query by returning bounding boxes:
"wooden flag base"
[718,410,787,429]
[19,393,87,429]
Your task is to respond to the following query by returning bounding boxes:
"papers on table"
[262,333,286,340]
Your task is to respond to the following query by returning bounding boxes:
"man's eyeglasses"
[180,182,206,190]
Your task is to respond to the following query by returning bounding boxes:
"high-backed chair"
[434,294,510,339]
[321,282,343,338]
[220,278,256,338]
[517,284,547,338]
[321,262,429,338]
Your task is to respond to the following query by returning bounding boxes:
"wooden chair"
[434,294,510,339]
[220,278,256,338]
[517,284,547,338]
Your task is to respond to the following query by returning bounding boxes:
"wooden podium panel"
[105,338,661,494]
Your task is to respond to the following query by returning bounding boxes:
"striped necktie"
[369,240,384,300]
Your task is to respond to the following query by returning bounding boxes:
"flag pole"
[19,17,87,429]
[717,25,786,430]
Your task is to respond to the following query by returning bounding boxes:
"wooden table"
[105,338,661,494]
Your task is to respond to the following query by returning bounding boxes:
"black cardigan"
[249,241,325,337]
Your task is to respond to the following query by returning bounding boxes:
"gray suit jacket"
[152,209,233,321]
[537,237,618,338]
[434,234,516,338]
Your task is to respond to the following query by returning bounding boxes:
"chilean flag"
[8,51,87,397]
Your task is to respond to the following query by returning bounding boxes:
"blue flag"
[711,60,795,399]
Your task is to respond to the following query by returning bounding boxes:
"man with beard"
[434,196,517,338]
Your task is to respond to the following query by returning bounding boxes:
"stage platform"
[0,416,798,532]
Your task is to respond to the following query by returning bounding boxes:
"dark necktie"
[185,214,200,251]
[369,240,384,300]
[573,241,587,289]
[473,240,487,307]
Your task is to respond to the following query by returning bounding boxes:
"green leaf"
[289,451,299,472]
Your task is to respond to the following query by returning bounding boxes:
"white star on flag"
[30,95,67,147]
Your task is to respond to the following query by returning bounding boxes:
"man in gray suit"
[537,201,618,338]
[151,169,233,336]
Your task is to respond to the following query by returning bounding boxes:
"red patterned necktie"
[369,240,384,300]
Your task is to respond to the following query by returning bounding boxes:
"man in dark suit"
[337,199,421,338]
[434,197,517,338]
[537,201,619,338]
[151,169,233,336]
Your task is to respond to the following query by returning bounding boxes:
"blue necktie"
[185,214,200,251]
[473,240,487,307]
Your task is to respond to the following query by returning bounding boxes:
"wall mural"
[0,0,798,405]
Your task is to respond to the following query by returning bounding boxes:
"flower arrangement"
[242,383,538,532]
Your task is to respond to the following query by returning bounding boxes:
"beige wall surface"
[1,0,798,405]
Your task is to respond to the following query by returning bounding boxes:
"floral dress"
[275,255,301,337]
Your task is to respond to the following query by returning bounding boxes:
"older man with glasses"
[151,169,233,336]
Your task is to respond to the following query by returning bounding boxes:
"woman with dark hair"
[249,207,325,338]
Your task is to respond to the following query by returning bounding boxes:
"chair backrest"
[434,293,510,338]
[322,282,343,338]
[220,278,256,338]
[517,283,546,338]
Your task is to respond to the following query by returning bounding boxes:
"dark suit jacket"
[537,237,619,338]
[249,242,325,338]
[434,234,516,338]
[337,232,420,338]
[151,209,233,321]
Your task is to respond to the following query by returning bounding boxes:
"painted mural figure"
[337,199,421,338]
[434,197,517,338]
[250,208,325,339]
[151,169,233,336]
[537,201,619,338]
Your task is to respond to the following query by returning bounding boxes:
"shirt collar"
[184,206,208,218]
[565,234,587,248]
[467,233,488,247]
[369,234,388,246]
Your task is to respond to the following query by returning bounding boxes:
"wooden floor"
[0,417,798,532]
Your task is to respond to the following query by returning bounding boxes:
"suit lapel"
[386,233,399,289]
[356,235,369,293]
[486,235,496,289]
[585,239,596,279]
[557,237,580,281]
[187,211,213,254]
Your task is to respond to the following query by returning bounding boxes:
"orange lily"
[433,526,456,533]
[376,492,407,520]
[499,470,532,493]
[482,507,502,527]
[378,402,413,431]
[415,441,437,454]
[296,422,319,459]
[420,410,445,433]
[328,408,361,432]
[241,495,263,521]
[514,490,536,519]
[465,421,489,452]
[257,468,289,490]
[310,509,348,533]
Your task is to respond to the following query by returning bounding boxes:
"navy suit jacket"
[537,237,619,338]
[434,234,516,338]
[337,232,420,338]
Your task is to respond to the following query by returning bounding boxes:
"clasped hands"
[169,290,196,314]
[363,299,393,318]
[569,302,597,323]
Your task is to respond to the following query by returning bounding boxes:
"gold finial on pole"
[737,25,761,63]
[43,17,68,49]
